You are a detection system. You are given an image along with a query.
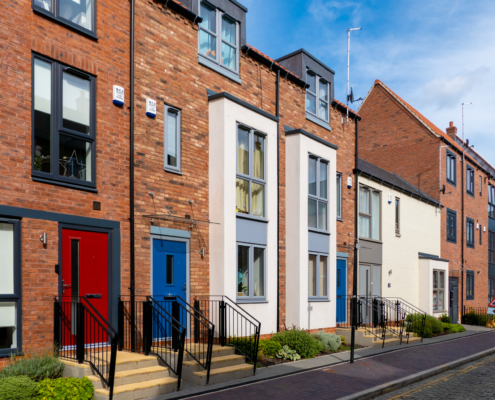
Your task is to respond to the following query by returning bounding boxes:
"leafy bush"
[406,314,443,337]
[339,335,347,346]
[229,336,257,358]
[276,345,301,361]
[0,348,64,382]
[409,319,433,338]
[270,327,324,359]
[440,314,451,323]
[0,376,39,400]
[429,317,443,335]
[449,324,466,333]
[258,339,282,358]
[442,322,452,332]
[313,332,341,352]
[462,310,494,326]
[38,377,94,400]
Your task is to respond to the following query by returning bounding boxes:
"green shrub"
[429,317,443,335]
[313,332,341,352]
[258,339,282,358]
[440,314,451,323]
[450,324,466,333]
[229,336,257,358]
[339,335,346,345]
[462,310,494,326]
[276,345,301,361]
[409,319,433,338]
[270,327,324,358]
[0,376,39,400]
[442,322,452,332]
[0,348,64,382]
[38,377,94,400]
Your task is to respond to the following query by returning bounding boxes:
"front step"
[190,363,253,386]
[94,377,178,400]
[88,365,170,390]
[336,328,422,348]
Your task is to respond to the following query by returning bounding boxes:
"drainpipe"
[461,141,465,315]
[276,69,280,332]
[350,117,359,363]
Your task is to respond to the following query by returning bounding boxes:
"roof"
[454,136,495,178]
[275,48,336,75]
[357,158,440,206]
[332,98,360,119]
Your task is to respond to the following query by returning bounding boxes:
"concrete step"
[182,354,246,382]
[182,344,235,362]
[88,365,170,390]
[93,377,178,400]
[190,363,254,386]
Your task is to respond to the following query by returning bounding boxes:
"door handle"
[86,294,102,299]
[182,283,187,293]
[62,280,72,295]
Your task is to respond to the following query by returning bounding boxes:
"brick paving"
[186,331,495,400]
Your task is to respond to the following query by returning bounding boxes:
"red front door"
[61,228,109,345]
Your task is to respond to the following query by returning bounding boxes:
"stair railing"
[54,296,118,400]
[381,297,427,343]
[357,296,388,348]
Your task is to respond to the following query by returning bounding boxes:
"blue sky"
[242,0,495,165]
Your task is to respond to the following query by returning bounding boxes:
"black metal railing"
[54,296,118,400]
[382,297,427,343]
[118,296,186,390]
[196,295,261,375]
[151,296,215,384]
[462,306,495,326]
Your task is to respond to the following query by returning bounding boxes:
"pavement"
[149,325,495,400]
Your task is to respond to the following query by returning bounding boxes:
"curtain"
[359,187,370,214]
[237,246,249,296]
[359,216,370,238]
[336,175,341,218]
[34,59,51,114]
[63,72,90,133]
[236,179,249,213]
[253,135,264,180]
[253,248,264,297]
[308,255,316,296]
[167,111,177,167]
[320,256,327,297]
[318,202,327,230]
[319,162,327,199]
[308,157,317,195]
[237,129,249,175]
[251,183,264,217]
[0,223,14,295]
[371,191,380,240]
[221,16,236,44]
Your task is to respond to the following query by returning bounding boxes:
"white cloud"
[308,0,359,22]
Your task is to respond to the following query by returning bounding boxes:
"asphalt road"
[375,353,495,400]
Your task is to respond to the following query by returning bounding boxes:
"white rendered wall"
[209,97,278,335]
[418,259,449,317]
[286,133,337,331]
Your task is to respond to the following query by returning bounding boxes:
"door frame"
[150,234,190,306]
[336,256,348,323]
[358,263,382,297]
[449,276,459,324]
[58,223,114,327]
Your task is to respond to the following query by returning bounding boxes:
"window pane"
[166,255,173,285]
[309,255,317,297]
[318,202,327,231]
[433,271,438,289]
[200,2,216,33]
[319,100,328,121]
[0,223,14,295]
[34,0,52,11]
[336,175,342,218]
[253,134,264,180]
[221,17,236,45]
[371,191,380,240]
[433,291,438,311]
[306,73,316,93]
[199,30,216,59]
[63,72,90,134]
[59,0,93,30]
[306,93,316,114]
[320,256,327,297]
[319,81,328,102]
[359,216,370,238]
[440,271,445,289]
[252,182,265,217]
[166,110,178,167]
[320,162,327,199]
[236,178,249,214]
[0,303,17,349]
[237,128,249,175]
[359,188,370,214]
[59,135,92,181]
[237,246,249,297]
[221,43,236,70]
[308,199,317,229]
[253,248,264,297]
[34,59,52,173]
[308,157,317,195]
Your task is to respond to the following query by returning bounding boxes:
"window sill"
[308,298,331,303]
[306,113,332,132]
[359,237,382,244]
[446,179,457,187]
[164,167,183,176]
[33,6,98,40]
[198,55,242,85]
[467,244,475,249]
[308,228,330,236]
[236,214,268,223]
[32,175,98,193]
[236,299,268,304]
[467,191,475,198]
[0,349,22,359]
[337,217,343,222]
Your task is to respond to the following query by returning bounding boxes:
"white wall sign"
[113,85,124,106]
[388,194,393,204]
[146,98,157,118]
[347,176,352,188]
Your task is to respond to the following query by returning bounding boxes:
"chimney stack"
[446,121,457,138]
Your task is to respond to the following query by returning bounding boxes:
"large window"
[198,1,239,76]
[164,105,181,173]
[395,197,400,235]
[489,184,495,219]
[336,173,342,220]
[446,209,457,243]
[433,270,445,312]
[489,276,495,304]
[33,0,95,36]
[446,150,456,186]
[237,244,265,301]
[33,55,96,189]
[466,218,475,248]
[308,156,328,231]
[359,186,381,240]
[0,219,21,357]
[306,71,330,124]
[466,165,474,196]
[466,270,474,300]
[236,125,266,218]
[308,253,328,300]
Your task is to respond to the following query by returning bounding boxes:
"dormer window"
[306,71,329,123]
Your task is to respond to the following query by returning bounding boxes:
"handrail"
[81,297,118,335]
[357,296,387,348]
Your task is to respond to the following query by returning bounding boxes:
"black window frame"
[236,242,266,303]
[32,54,97,191]
[489,231,495,264]
[466,165,475,197]
[446,150,456,186]
[395,197,400,235]
[163,104,182,174]
[466,270,474,300]
[336,173,342,220]
[466,217,475,248]
[489,184,495,219]
[32,0,97,39]
[308,154,329,232]
[446,208,457,243]
[0,218,22,358]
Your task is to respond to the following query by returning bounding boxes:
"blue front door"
[336,259,347,323]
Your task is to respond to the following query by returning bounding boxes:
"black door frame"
[449,276,459,324]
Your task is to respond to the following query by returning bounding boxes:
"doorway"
[449,277,459,324]
[336,258,347,323]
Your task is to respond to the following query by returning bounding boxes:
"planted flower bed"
[406,313,465,338]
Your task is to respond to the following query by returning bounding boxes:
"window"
[308,156,328,231]
[432,270,445,312]
[198,1,239,77]
[489,231,494,264]
[32,55,96,189]
[164,105,181,173]
[308,253,328,300]
[33,0,95,36]
[466,165,474,196]
[446,150,456,185]
[466,270,474,300]
[236,126,266,218]
[489,185,495,219]
[336,173,342,220]
[0,219,21,357]
[466,218,475,248]
[306,71,330,124]
[479,176,482,196]
[237,244,265,300]
[480,224,482,246]
[359,186,381,240]
[489,276,495,304]
[446,209,457,243]
[395,197,400,234]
